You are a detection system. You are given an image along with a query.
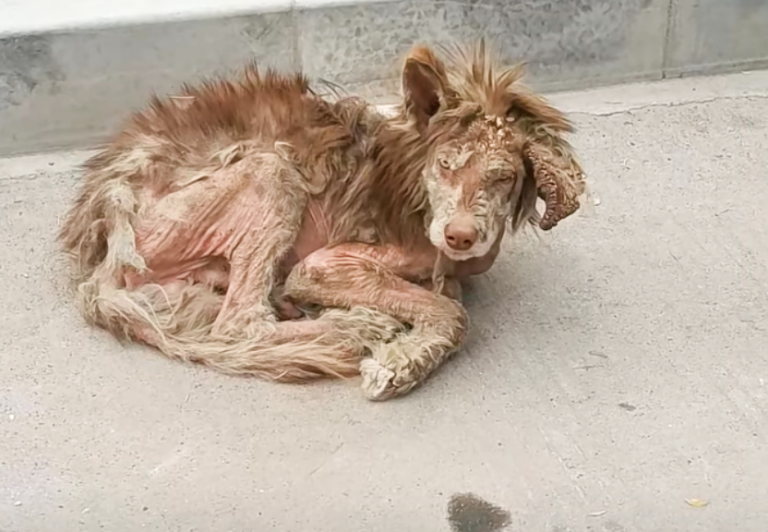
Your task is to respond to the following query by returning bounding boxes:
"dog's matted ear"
[402,45,449,130]
[523,140,586,230]
[509,89,587,230]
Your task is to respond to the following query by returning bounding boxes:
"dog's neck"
[365,112,434,246]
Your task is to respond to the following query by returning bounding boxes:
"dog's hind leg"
[129,152,310,338]
[209,154,310,337]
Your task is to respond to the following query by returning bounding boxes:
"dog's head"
[401,41,586,261]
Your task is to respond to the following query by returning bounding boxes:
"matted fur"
[58,40,586,400]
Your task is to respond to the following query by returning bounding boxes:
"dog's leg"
[210,154,309,337]
[284,244,468,400]
[133,153,309,338]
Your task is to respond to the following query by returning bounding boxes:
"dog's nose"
[444,218,478,251]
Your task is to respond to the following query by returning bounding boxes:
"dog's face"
[401,43,586,262]
[423,117,528,261]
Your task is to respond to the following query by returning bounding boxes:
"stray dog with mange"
[58,40,586,400]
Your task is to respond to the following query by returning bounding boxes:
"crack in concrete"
[568,93,768,118]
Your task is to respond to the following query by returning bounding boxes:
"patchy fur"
[58,40,586,401]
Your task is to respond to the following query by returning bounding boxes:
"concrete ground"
[2,71,768,532]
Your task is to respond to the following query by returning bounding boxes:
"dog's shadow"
[457,234,596,366]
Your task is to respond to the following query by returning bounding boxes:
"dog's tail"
[73,274,404,382]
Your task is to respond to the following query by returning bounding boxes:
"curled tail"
[73,273,404,382]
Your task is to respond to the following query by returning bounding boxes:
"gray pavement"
[2,71,768,531]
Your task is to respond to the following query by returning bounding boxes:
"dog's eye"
[491,170,514,183]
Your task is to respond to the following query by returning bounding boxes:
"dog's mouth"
[428,216,500,263]
[437,240,493,262]
[439,247,477,262]
[435,225,501,263]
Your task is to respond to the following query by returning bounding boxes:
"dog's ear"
[507,89,586,230]
[522,140,586,230]
[402,45,449,131]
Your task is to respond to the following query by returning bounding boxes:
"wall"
[2,0,767,156]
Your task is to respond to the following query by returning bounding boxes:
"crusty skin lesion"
[57,39,587,400]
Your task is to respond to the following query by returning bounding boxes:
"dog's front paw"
[359,342,420,401]
[359,358,397,401]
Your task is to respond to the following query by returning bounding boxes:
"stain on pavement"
[448,492,511,532]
